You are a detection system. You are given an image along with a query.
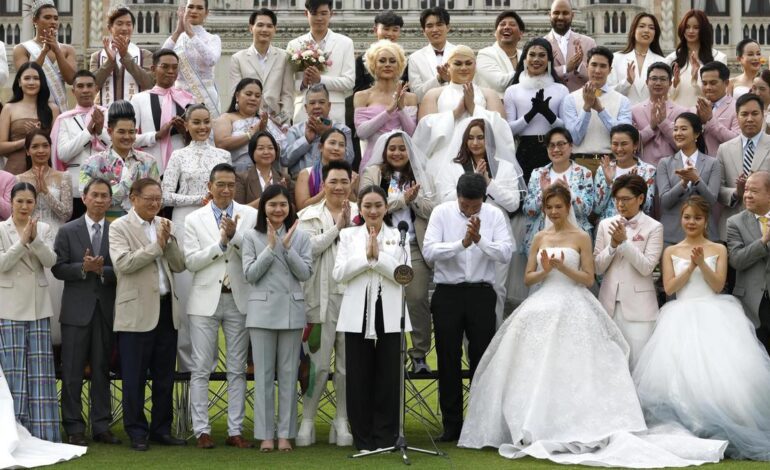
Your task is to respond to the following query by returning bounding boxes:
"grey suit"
[51,215,117,436]
[656,152,721,245]
[726,210,770,351]
[242,226,312,440]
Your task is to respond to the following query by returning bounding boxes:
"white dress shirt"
[131,209,170,295]
[423,201,513,284]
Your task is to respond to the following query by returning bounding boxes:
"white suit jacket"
[287,29,355,124]
[608,50,666,105]
[55,114,112,197]
[130,90,186,174]
[408,42,456,101]
[476,43,521,99]
[333,225,412,335]
[229,45,295,125]
[184,201,258,317]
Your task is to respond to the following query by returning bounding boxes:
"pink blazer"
[544,31,596,93]
[693,95,739,157]
[594,213,664,322]
[632,99,688,166]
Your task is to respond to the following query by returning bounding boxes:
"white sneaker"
[295,420,315,447]
[329,418,354,446]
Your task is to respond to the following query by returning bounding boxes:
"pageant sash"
[22,40,69,111]
[98,42,142,106]
[174,36,220,118]
[50,105,108,171]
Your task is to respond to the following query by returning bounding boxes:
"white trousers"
[613,302,655,367]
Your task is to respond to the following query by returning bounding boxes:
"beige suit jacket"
[229,45,295,126]
[544,30,595,93]
[109,210,186,332]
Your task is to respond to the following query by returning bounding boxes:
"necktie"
[686,157,694,167]
[91,223,102,257]
[744,139,755,175]
[760,216,768,238]
[434,49,444,56]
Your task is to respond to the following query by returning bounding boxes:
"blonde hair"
[364,39,407,78]
[447,45,476,63]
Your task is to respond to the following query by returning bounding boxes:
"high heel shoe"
[329,418,354,446]
[295,420,315,447]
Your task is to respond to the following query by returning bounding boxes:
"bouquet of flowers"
[287,40,332,72]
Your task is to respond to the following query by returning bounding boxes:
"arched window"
[620,12,626,33]
[751,25,758,40]
[14,24,19,44]
[715,24,722,44]
[65,24,71,43]
[760,25,766,45]
[604,12,610,33]
[154,12,160,33]
[612,11,618,33]
[138,12,144,33]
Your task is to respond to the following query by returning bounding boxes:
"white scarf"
[517,69,555,90]
[98,41,142,106]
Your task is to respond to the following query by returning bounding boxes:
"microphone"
[397,221,409,247]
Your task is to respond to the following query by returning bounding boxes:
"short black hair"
[107,100,136,127]
[374,10,403,28]
[736,92,765,113]
[129,178,161,196]
[699,61,729,81]
[545,127,573,145]
[305,0,333,14]
[152,48,179,66]
[322,160,352,181]
[249,8,276,26]
[646,61,672,80]
[611,173,648,200]
[610,123,640,145]
[736,38,759,57]
[495,10,524,30]
[73,69,97,84]
[419,7,449,29]
[11,181,37,200]
[255,184,297,233]
[209,163,236,182]
[83,177,113,197]
[107,6,135,27]
[586,46,613,67]
[456,173,487,200]
[247,130,279,164]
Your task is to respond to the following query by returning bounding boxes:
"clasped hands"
[524,88,556,124]
[82,248,105,275]
[539,249,566,273]
[461,215,481,248]
[219,213,241,246]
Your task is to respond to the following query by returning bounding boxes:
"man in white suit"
[545,0,595,93]
[407,7,455,101]
[131,49,192,174]
[717,93,770,240]
[184,163,257,449]
[476,11,524,99]
[229,8,294,127]
[287,0,354,124]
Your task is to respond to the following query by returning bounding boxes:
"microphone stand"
[352,232,444,464]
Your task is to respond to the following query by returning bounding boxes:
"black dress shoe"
[438,431,461,442]
[93,430,122,445]
[67,432,88,446]
[149,434,187,446]
[130,438,149,451]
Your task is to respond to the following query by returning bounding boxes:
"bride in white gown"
[634,197,770,461]
[459,185,727,467]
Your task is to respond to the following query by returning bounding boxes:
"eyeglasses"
[138,195,162,203]
[213,182,237,189]
[614,196,638,204]
[548,141,569,150]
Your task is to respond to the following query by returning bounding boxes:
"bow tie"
[434,49,444,56]
[620,218,638,229]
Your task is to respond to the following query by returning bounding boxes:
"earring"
[235,102,239,111]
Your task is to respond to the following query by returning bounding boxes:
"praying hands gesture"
[335,201,351,230]
[688,246,705,272]
[157,218,172,250]
[626,61,637,85]
[649,99,666,130]
[436,63,450,84]
[174,5,195,39]
[453,83,476,120]
[387,81,410,113]
[695,97,713,123]
[88,108,105,137]
[462,215,481,248]
[366,225,379,261]
[82,248,105,275]
[20,217,38,245]
[219,213,240,246]
[33,166,49,195]
[282,220,299,250]
[609,220,627,248]
[404,183,421,203]
[581,82,601,112]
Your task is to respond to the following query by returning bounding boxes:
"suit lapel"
[751,133,770,171]
[202,204,221,242]
[547,32,566,66]
[732,139,744,176]
[694,151,707,175]
[744,210,763,241]
[3,220,34,270]
[101,220,111,259]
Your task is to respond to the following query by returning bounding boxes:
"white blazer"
[229,45,295,125]
[408,42,456,101]
[183,201,258,317]
[54,114,111,197]
[130,90,186,173]
[333,224,412,335]
[608,50,666,105]
[287,29,355,124]
[475,43,521,99]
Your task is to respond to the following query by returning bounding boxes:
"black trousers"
[516,136,550,185]
[345,296,401,451]
[118,295,177,441]
[61,301,115,436]
[431,283,496,435]
[758,294,770,356]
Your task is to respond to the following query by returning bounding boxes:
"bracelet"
[245,130,253,140]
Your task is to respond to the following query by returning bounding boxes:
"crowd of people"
[1,0,770,467]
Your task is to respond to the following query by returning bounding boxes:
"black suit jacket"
[52,215,117,327]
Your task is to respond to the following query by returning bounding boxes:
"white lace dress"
[161,140,229,372]
[459,247,728,467]
[634,255,770,461]
[16,170,73,345]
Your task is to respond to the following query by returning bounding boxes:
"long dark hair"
[512,37,561,85]
[674,10,714,69]
[379,132,415,189]
[674,112,707,154]
[453,119,486,166]
[10,62,53,130]
[255,184,297,233]
[621,13,663,56]
[24,128,52,171]
[227,78,263,115]
[355,184,393,227]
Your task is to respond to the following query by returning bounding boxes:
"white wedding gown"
[634,255,770,461]
[459,247,727,467]
[0,363,86,468]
